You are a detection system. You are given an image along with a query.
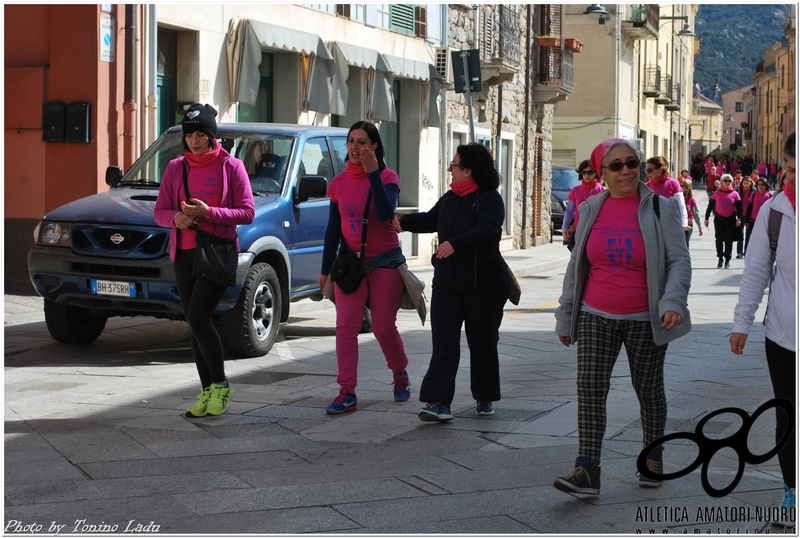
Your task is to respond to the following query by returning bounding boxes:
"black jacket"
[401,189,506,288]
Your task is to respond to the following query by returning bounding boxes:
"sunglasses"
[722,179,732,183]
[605,158,641,172]
[645,167,658,174]
[579,169,596,176]
[449,160,464,169]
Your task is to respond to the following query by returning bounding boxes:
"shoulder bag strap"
[358,191,372,258]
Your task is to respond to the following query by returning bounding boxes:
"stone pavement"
[4,192,795,535]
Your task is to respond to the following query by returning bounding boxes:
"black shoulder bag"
[329,191,372,294]
[182,161,238,287]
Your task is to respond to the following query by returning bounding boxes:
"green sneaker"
[206,382,233,416]
[186,387,212,417]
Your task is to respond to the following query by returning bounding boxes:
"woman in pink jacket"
[154,104,254,418]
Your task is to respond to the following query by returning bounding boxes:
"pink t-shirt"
[750,191,771,221]
[177,161,224,250]
[705,161,716,174]
[328,168,400,258]
[758,163,768,176]
[685,196,697,226]
[739,187,753,216]
[568,180,606,229]
[582,195,648,315]
[711,188,741,218]
[646,177,681,199]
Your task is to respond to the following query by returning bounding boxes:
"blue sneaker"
[418,401,453,422]
[475,401,494,415]
[326,391,357,414]
[553,457,601,495]
[638,445,663,487]
[774,483,796,527]
[393,370,411,402]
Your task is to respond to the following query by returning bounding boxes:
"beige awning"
[226,18,335,112]
[330,41,395,122]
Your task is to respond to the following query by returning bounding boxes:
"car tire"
[219,263,282,358]
[44,300,108,345]
[360,306,373,334]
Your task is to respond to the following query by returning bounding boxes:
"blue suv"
[28,124,349,357]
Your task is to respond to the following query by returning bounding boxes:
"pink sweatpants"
[334,267,409,393]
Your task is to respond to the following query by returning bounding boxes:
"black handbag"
[329,192,371,294]
[182,161,238,287]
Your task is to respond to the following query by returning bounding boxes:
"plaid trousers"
[576,311,669,463]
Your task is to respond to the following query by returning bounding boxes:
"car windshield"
[119,131,295,195]
[552,168,581,191]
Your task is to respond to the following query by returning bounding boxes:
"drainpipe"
[123,5,138,169]
[495,6,503,172]
[615,4,621,136]
[440,4,449,198]
[521,4,531,248]
[146,4,158,150]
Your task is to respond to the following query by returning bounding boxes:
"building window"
[336,4,365,22]
[376,4,391,28]
[735,102,743,112]
[305,4,335,14]
[702,119,708,134]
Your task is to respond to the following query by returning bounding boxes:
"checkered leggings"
[576,311,669,463]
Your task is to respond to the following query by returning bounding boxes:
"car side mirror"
[105,166,123,188]
[295,176,328,203]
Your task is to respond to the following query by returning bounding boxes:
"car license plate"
[91,279,136,298]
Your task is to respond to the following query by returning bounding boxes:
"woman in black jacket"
[394,143,509,422]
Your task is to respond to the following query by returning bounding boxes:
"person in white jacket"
[730,131,796,527]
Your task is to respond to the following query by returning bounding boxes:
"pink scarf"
[451,179,479,196]
[783,181,797,211]
[581,178,601,189]
[184,145,221,168]
[345,160,368,180]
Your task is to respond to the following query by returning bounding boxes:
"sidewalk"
[4,194,791,534]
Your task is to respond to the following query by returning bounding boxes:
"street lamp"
[660,15,696,37]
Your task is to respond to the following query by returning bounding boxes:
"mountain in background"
[693,4,790,102]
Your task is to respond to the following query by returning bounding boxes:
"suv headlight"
[37,221,73,246]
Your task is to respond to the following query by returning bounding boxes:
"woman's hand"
[393,212,404,232]
[558,335,571,347]
[360,147,379,174]
[703,219,709,229]
[730,332,748,355]
[319,274,328,292]
[435,241,454,259]
[661,310,684,330]
[181,198,210,218]
[698,228,703,236]
[683,226,691,231]
[174,212,196,230]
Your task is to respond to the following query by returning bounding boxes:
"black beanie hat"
[182,103,218,139]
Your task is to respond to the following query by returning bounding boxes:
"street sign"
[451,49,482,94]
[100,13,114,63]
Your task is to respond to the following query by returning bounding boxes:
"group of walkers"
[692,152,782,189]
[154,109,795,528]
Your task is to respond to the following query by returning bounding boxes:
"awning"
[330,41,395,122]
[226,18,335,113]
[383,54,443,128]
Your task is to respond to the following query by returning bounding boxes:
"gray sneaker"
[638,445,663,487]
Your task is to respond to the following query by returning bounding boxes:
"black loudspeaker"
[66,101,91,143]
[42,101,67,142]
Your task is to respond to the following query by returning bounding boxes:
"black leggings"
[713,214,737,261]
[765,337,796,488]
[173,248,228,388]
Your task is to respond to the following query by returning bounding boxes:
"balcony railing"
[655,74,673,104]
[643,65,661,97]
[497,5,521,69]
[537,45,574,91]
[621,4,659,40]
[665,83,681,111]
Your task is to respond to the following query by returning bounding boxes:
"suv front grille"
[71,225,169,259]
[68,262,160,279]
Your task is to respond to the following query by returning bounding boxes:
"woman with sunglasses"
[562,160,606,250]
[704,174,742,269]
[394,143,508,422]
[553,138,692,496]
[644,156,688,227]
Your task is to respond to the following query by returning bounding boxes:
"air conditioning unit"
[435,47,454,88]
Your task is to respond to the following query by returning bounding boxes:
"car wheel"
[220,263,282,358]
[44,300,108,344]
[360,307,373,334]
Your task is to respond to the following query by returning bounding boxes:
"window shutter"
[390,4,415,36]
[336,4,350,18]
[480,9,494,61]
[414,5,427,38]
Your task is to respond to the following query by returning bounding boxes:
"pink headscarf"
[590,138,628,180]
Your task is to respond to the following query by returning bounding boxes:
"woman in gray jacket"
[553,138,692,496]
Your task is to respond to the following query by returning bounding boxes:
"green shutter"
[390,4,415,36]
